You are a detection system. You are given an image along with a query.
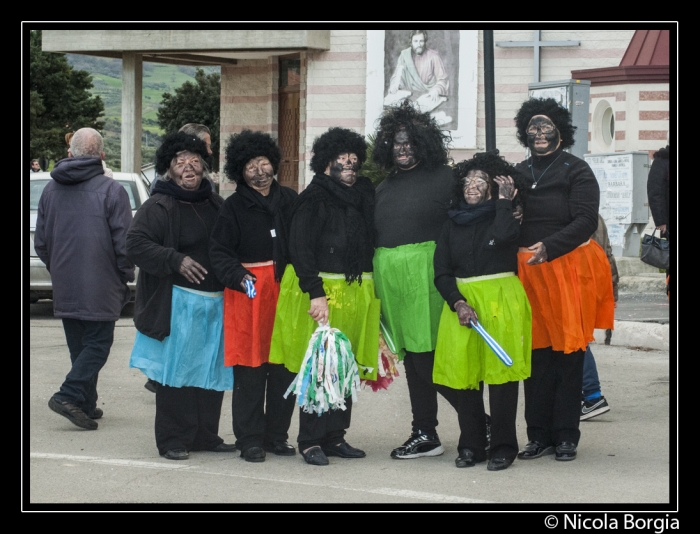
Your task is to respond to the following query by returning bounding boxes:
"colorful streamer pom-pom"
[284,323,361,414]
[361,332,400,392]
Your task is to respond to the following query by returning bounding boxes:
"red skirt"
[223,262,279,367]
[518,240,615,354]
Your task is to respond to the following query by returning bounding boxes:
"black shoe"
[517,441,555,460]
[209,443,237,453]
[487,457,514,471]
[242,446,266,462]
[163,449,189,460]
[48,397,98,430]
[455,448,485,468]
[88,408,103,420]
[322,442,366,458]
[391,430,444,459]
[144,379,157,393]
[263,440,296,456]
[581,396,610,421]
[555,441,577,461]
[301,446,329,466]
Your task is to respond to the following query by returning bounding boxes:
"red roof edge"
[571,65,669,86]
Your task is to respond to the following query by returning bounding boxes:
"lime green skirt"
[433,273,532,390]
[373,242,444,359]
[269,265,381,381]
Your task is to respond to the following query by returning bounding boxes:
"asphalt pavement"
[25,298,674,510]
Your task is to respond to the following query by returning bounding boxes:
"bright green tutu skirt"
[373,242,444,359]
[433,273,532,390]
[269,265,381,381]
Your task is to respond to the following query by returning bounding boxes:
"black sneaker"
[48,397,98,430]
[390,430,444,459]
[580,396,610,421]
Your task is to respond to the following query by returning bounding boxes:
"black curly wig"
[514,97,577,150]
[223,130,282,183]
[451,150,532,207]
[372,100,451,171]
[310,127,367,175]
[155,132,210,176]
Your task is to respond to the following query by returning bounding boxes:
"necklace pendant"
[531,183,537,189]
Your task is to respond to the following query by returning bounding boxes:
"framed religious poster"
[365,29,478,149]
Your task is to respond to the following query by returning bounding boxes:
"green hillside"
[65,54,219,169]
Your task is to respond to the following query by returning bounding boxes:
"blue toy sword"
[470,320,513,367]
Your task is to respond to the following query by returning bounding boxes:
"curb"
[593,321,669,352]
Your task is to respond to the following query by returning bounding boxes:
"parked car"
[29,171,151,303]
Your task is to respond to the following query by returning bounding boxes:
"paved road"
[26,302,673,510]
[616,292,670,324]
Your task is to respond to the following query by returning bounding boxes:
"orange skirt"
[517,240,614,354]
[223,262,280,367]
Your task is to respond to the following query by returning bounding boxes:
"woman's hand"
[240,273,257,291]
[309,296,329,325]
[494,175,517,201]
[526,242,548,265]
[179,256,207,284]
[454,300,478,328]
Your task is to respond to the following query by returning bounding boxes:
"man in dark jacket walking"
[34,128,135,430]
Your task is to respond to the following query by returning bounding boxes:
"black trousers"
[56,319,115,416]
[436,381,519,462]
[231,363,297,452]
[154,384,224,455]
[523,347,585,446]
[404,351,459,434]
[298,397,354,451]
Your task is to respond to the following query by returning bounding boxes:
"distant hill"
[65,54,220,169]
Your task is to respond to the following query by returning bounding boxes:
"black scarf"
[448,198,497,226]
[308,173,375,285]
[236,180,291,282]
[153,176,213,203]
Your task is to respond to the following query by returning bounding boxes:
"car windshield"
[30,179,142,211]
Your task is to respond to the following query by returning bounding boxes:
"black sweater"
[434,198,520,310]
[375,163,453,248]
[289,174,375,299]
[515,148,599,260]
[209,180,298,292]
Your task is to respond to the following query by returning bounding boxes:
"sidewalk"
[598,256,670,352]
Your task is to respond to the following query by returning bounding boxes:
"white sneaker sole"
[580,405,610,421]
[392,445,445,459]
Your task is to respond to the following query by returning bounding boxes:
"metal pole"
[483,30,496,152]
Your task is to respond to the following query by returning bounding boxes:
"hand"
[425,87,440,104]
[309,296,329,325]
[526,242,548,265]
[179,256,207,284]
[494,175,517,201]
[657,224,668,238]
[512,204,523,223]
[239,273,257,291]
[454,300,478,328]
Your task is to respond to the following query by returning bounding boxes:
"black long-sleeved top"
[289,174,375,299]
[434,198,520,310]
[209,180,298,292]
[647,146,670,232]
[375,163,453,248]
[515,148,599,261]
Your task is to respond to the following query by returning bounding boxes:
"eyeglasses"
[526,124,555,135]
[463,178,488,188]
[174,157,202,169]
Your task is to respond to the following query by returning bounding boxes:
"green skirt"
[433,273,532,390]
[269,265,381,381]
[373,242,444,359]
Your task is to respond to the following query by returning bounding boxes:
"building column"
[121,53,143,173]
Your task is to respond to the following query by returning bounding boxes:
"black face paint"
[462,170,491,205]
[526,115,561,156]
[393,130,418,170]
[328,153,359,186]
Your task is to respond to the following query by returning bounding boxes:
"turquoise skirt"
[129,285,232,391]
[433,273,532,390]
